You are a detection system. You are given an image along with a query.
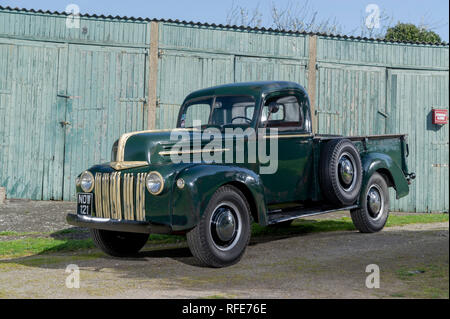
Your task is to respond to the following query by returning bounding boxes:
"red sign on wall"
[432,109,448,125]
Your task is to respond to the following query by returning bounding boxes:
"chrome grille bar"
[94,173,102,217]
[93,172,147,221]
[102,174,110,218]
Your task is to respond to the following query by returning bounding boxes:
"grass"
[0,213,447,259]
[385,214,448,226]
[0,232,185,259]
[0,231,40,236]
[0,238,95,258]
[393,263,449,299]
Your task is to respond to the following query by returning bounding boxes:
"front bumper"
[66,213,172,234]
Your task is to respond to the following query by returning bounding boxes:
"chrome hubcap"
[339,156,354,186]
[213,208,236,242]
[367,185,383,219]
[337,153,356,190]
[210,203,241,251]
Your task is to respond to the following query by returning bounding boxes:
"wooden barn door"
[62,45,148,200]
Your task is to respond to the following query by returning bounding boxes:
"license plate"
[77,193,93,216]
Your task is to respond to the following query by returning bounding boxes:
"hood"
[115,128,195,165]
[113,126,255,169]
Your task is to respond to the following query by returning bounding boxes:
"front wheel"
[187,185,251,268]
[90,229,149,257]
[350,172,390,233]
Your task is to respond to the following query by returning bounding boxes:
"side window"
[260,95,304,128]
[245,106,255,119]
[180,100,212,128]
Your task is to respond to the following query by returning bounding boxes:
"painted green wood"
[0,8,151,201]
[234,56,308,85]
[62,45,148,200]
[315,63,386,136]
[0,7,149,48]
[386,69,449,212]
[317,36,449,70]
[158,22,309,60]
[0,38,66,200]
[157,50,234,129]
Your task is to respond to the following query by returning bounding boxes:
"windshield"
[178,95,256,128]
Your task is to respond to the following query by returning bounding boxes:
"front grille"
[94,172,147,221]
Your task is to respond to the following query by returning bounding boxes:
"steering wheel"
[231,116,252,124]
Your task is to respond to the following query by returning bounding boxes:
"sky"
[1,0,448,41]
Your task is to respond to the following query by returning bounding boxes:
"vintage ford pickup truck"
[67,81,415,267]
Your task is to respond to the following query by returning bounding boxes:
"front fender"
[361,152,409,200]
[170,164,268,231]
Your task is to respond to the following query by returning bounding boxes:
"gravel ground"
[0,200,448,299]
[0,199,75,233]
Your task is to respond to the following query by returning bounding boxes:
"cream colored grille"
[94,172,147,221]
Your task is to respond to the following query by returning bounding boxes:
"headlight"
[80,171,94,192]
[146,171,164,195]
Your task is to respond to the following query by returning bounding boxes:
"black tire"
[186,185,251,268]
[90,229,149,257]
[319,138,362,206]
[350,172,390,233]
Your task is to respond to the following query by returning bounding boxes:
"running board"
[267,205,359,225]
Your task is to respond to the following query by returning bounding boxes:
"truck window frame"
[176,94,258,128]
[258,89,312,133]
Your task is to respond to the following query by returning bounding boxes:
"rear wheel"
[90,229,149,257]
[187,185,251,268]
[350,172,390,233]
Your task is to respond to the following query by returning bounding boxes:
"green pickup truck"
[67,81,415,267]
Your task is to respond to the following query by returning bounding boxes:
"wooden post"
[307,35,318,134]
[147,21,159,130]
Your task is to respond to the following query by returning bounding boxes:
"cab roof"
[184,81,307,102]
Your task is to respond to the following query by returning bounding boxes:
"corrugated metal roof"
[1,5,448,46]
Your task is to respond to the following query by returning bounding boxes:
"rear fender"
[360,152,409,200]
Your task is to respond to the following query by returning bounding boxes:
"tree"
[225,1,444,43]
[385,23,441,43]
[226,0,342,34]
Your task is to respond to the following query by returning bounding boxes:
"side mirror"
[268,102,280,114]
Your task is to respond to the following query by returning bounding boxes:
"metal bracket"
[57,94,81,99]
[377,110,388,118]
[59,121,71,127]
